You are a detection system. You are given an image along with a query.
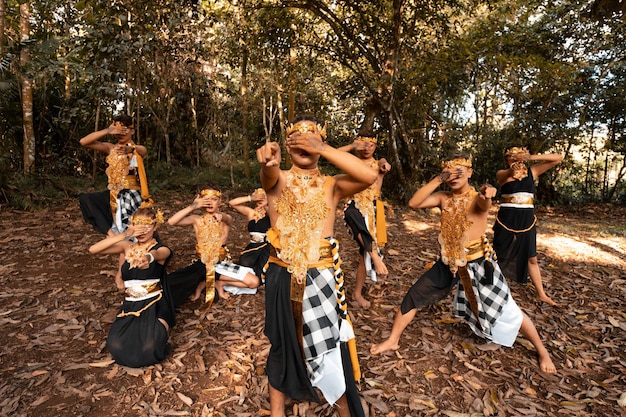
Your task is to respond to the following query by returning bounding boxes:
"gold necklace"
[126,238,157,269]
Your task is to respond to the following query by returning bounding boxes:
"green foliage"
[1,0,624,207]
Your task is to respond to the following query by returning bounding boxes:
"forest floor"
[0,195,625,417]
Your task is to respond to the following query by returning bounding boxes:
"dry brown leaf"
[89,360,115,368]
[176,391,193,406]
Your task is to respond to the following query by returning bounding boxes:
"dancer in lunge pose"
[370,153,556,375]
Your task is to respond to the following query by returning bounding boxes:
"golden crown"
[286,121,327,141]
[441,156,473,169]
[113,121,134,129]
[132,208,165,225]
[504,146,528,158]
[356,136,377,144]
[200,189,222,198]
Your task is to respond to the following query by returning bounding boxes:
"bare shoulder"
[222,213,233,225]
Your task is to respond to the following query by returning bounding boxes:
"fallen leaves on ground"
[0,200,624,416]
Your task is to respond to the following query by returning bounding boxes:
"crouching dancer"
[370,153,556,374]
[88,206,174,367]
[257,116,378,416]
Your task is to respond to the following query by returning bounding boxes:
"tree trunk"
[92,102,101,181]
[0,0,6,145]
[20,2,35,175]
[277,85,285,145]
[190,78,200,167]
[165,95,174,167]
[0,0,5,56]
[241,41,250,178]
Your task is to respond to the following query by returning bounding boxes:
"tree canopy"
[1,0,624,205]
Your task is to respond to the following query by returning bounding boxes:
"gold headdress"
[253,188,266,197]
[113,121,134,129]
[504,146,528,158]
[286,121,327,141]
[132,208,165,225]
[441,155,473,170]
[356,136,377,144]
[200,189,222,198]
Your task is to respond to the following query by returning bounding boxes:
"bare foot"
[215,281,231,300]
[354,294,371,309]
[370,338,399,355]
[190,282,206,302]
[539,354,557,374]
[538,295,558,306]
[189,289,203,302]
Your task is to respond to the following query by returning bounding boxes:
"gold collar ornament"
[286,121,327,141]
[352,158,381,240]
[274,167,330,284]
[196,213,223,307]
[439,187,477,274]
[510,161,528,180]
[106,150,132,194]
[126,238,157,269]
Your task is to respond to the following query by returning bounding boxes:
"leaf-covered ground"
[1,197,625,417]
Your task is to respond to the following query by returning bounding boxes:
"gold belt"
[119,174,141,191]
[268,245,333,266]
[125,281,162,299]
[501,195,534,205]
[268,246,335,303]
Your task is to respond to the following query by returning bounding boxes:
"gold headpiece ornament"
[286,121,327,141]
[441,155,473,170]
[253,188,266,197]
[505,146,528,158]
[356,136,377,144]
[113,121,133,129]
[200,189,222,198]
[132,208,165,225]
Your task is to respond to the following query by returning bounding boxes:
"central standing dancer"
[257,116,377,417]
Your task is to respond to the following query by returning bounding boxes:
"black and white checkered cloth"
[301,267,342,381]
[454,256,510,341]
[113,189,143,233]
[215,260,252,281]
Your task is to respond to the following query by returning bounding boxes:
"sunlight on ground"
[539,234,626,267]
[402,217,625,269]
[402,219,435,233]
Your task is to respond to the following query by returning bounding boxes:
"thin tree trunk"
[0,0,5,56]
[190,78,200,167]
[165,95,174,167]
[288,47,296,122]
[20,2,35,175]
[0,0,6,146]
[92,102,101,181]
[277,85,285,145]
[241,42,249,177]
